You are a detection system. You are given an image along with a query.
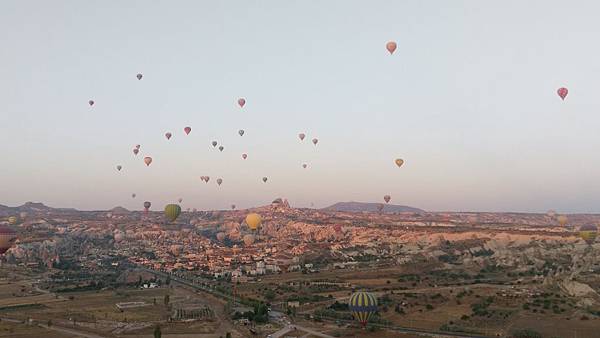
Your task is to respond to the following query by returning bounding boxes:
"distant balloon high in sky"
[217,178,223,186]
[165,132,172,140]
[184,126,191,135]
[116,165,122,171]
[88,100,94,106]
[133,148,139,155]
[231,204,236,210]
[178,198,183,203]
[557,87,568,100]
[298,133,306,141]
[312,138,318,145]
[136,73,143,80]
[384,195,391,203]
[143,156,152,166]
[262,177,268,183]
[302,163,307,169]
[386,41,397,54]
[219,146,224,152]
[238,129,244,136]
[212,141,218,147]
[238,98,246,108]
[132,193,136,198]
[242,153,247,160]
[394,158,404,168]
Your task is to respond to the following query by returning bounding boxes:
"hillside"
[323,201,424,213]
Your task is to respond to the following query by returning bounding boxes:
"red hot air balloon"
[165,132,172,140]
[184,126,191,135]
[0,226,17,254]
[557,87,568,100]
[136,73,143,80]
[386,41,397,54]
[238,98,246,108]
[88,100,95,106]
[144,156,152,166]
[242,153,247,160]
[133,148,139,155]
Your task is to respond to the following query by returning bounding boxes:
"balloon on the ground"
[246,213,262,230]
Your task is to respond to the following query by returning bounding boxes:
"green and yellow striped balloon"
[348,291,378,326]
[579,225,598,245]
[164,204,181,222]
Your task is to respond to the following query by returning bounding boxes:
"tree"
[153,324,162,338]
[164,294,170,306]
[47,320,52,327]
[166,276,171,285]
[225,333,232,338]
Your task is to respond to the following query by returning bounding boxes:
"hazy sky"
[2,1,600,212]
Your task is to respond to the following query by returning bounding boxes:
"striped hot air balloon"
[349,291,378,327]
[164,204,181,222]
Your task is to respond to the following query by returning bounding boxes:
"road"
[1,316,107,338]
[269,324,336,338]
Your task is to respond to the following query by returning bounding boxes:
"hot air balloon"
[231,204,236,210]
[114,232,124,243]
[557,87,568,101]
[246,213,262,231]
[216,232,226,241]
[133,148,139,155]
[184,127,191,135]
[136,73,143,80]
[116,165,122,171]
[88,100,94,106]
[212,141,218,147]
[132,193,136,198]
[384,195,391,203]
[298,133,306,141]
[205,176,210,183]
[144,201,151,213]
[165,132,172,140]
[558,215,568,227]
[135,144,141,149]
[164,204,181,222]
[243,234,255,246]
[579,225,597,245]
[219,146,224,152]
[192,208,197,213]
[312,138,318,145]
[386,41,397,54]
[178,198,183,203]
[19,212,27,220]
[144,156,153,166]
[262,177,268,183]
[242,153,247,160]
[238,129,244,136]
[547,210,556,218]
[7,217,18,225]
[238,98,246,108]
[217,178,223,186]
[349,291,378,327]
[0,226,17,254]
[302,163,307,169]
[394,159,404,168]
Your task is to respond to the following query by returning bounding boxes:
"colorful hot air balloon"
[262,177,268,183]
[184,127,191,135]
[312,138,318,145]
[558,215,568,227]
[243,234,255,246]
[132,193,136,198]
[143,201,151,213]
[238,129,245,136]
[302,163,307,169]
[144,156,152,166]
[238,98,246,108]
[219,146,224,152]
[178,198,183,203]
[217,178,223,186]
[386,41,397,54]
[557,87,568,101]
[165,132,172,140]
[298,133,306,141]
[384,195,391,203]
[394,158,404,168]
[116,165,122,171]
[246,213,262,231]
[242,153,247,160]
[579,225,598,245]
[88,100,94,106]
[136,73,143,80]
[7,217,18,225]
[133,148,139,155]
[164,204,181,222]
[0,226,17,254]
[212,141,218,147]
[349,291,378,327]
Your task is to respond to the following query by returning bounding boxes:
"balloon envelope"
[349,291,378,326]
[262,177,268,183]
[557,87,568,100]
[239,129,244,136]
[384,195,391,203]
[116,165,122,171]
[144,201,151,210]
[395,159,404,167]
[238,98,246,107]
[217,178,223,185]
[243,234,255,246]
[164,204,182,222]
[242,153,247,160]
[136,73,143,80]
[298,133,306,141]
[144,157,153,166]
[88,100,94,106]
[312,138,318,145]
[212,141,218,147]
[184,127,191,135]
[219,146,224,152]
[386,41,397,54]
[246,213,262,230]
[165,132,172,140]
[133,148,139,155]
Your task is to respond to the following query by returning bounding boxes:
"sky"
[2,1,600,213]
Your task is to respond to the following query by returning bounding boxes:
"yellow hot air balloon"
[7,217,18,225]
[557,215,568,227]
[394,158,404,168]
[164,204,181,222]
[246,213,262,231]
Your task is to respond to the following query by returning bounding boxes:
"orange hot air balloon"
[165,132,172,140]
[557,215,568,227]
[384,195,391,203]
[136,73,143,80]
[88,100,95,106]
[238,98,246,108]
[0,226,17,254]
[184,126,191,135]
[557,87,568,100]
[298,133,306,141]
[144,156,153,166]
[386,41,397,54]
[242,153,247,160]
[246,213,262,230]
[133,148,139,155]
